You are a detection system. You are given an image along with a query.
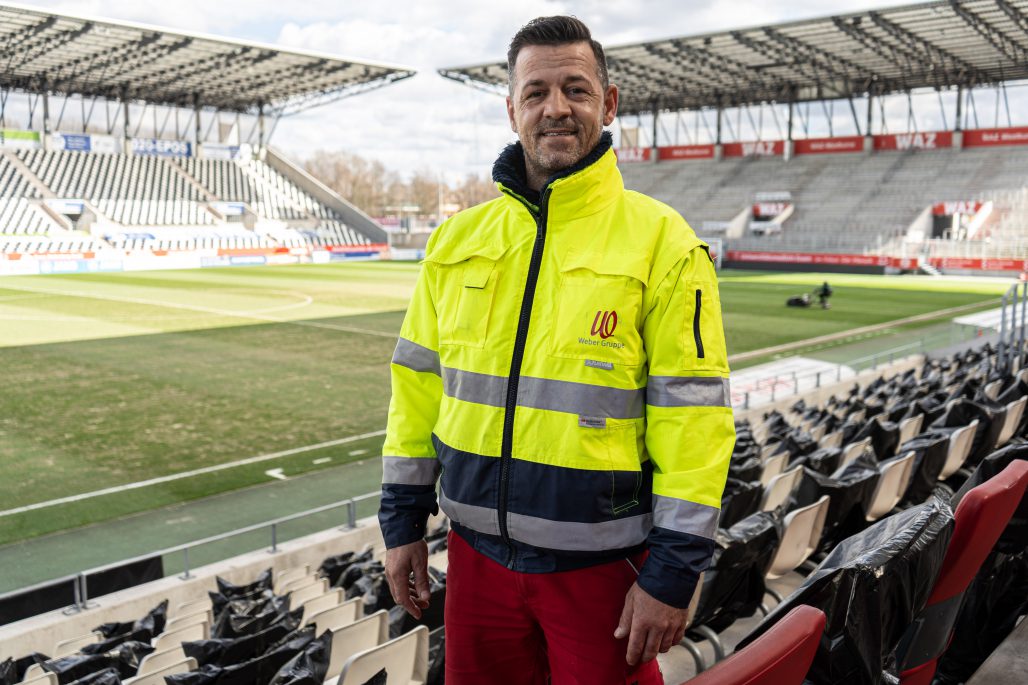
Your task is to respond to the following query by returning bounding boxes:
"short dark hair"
[507,16,609,94]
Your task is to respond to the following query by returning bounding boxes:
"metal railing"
[997,281,1028,373]
[0,490,382,617]
[734,325,984,410]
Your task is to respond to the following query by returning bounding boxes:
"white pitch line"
[0,282,398,339]
[0,429,387,518]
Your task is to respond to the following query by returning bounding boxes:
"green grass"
[0,264,1011,546]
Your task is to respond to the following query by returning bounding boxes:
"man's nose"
[542,90,573,119]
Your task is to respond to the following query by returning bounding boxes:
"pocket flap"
[463,260,494,289]
[424,241,508,266]
[560,249,650,285]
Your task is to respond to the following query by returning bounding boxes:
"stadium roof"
[0,2,415,116]
[439,0,1028,115]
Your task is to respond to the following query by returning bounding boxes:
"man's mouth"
[541,130,576,137]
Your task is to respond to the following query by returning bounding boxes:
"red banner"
[932,201,983,216]
[615,147,652,163]
[793,136,864,155]
[725,250,1028,272]
[962,126,1028,147]
[657,144,715,161]
[722,140,784,158]
[873,131,953,151]
[753,202,789,218]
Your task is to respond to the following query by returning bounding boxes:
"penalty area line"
[0,429,387,519]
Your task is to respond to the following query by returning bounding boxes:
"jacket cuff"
[378,484,439,549]
[637,527,715,608]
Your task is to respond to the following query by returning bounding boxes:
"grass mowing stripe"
[0,429,386,519]
[0,282,399,339]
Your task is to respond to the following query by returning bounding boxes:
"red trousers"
[444,531,664,685]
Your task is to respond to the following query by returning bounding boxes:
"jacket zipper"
[497,187,551,568]
[693,288,705,359]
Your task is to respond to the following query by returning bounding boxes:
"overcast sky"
[20,0,1005,181]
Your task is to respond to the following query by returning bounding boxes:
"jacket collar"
[492,131,623,222]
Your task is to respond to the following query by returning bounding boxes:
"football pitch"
[0,263,1008,547]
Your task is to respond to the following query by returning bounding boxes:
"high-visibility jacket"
[379,133,735,608]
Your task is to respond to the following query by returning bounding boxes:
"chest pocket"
[426,244,506,349]
[550,250,648,367]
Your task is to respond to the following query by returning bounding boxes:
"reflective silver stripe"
[439,490,501,536]
[382,456,440,486]
[442,367,507,407]
[519,376,644,419]
[392,337,441,376]
[646,376,730,408]
[442,367,644,418]
[652,495,720,540]
[507,511,652,551]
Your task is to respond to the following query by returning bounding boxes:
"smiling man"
[379,16,735,684]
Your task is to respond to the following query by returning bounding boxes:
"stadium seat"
[163,608,209,629]
[896,460,1028,685]
[993,396,1027,449]
[680,605,825,685]
[152,622,208,652]
[323,610,390,684]
[136,645,187,677]
[938,420,980,480]
[838,437,872,470]
[758,444,780,462]
[820,430,844,450]
[20,672,56,685]
[289,579,331,608]
[301,590,350,626]
[275,565,311,590]
[279,574,325,595]
[759,454,788,486]
[174,598,211,617]
[165,608,212,632]
[122,657,197,685]
[766,496,829,580]
[896,415,924,453]
[761,465,803,512]
[334,625,429,685]
[983,379,1004,401]
[52,631,100,657]
[865,452,917,521]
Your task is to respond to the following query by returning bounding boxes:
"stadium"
[0,0,1027,683]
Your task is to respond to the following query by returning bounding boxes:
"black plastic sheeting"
[929,399,996,467]
[690,511,781,634]
[897,433,951,507]
[0,659,15,685]
[427,626,445,685]
[789,447,842,477]
[67,668,122,685]
[795,459,880,553]
[933,441,1028,683]
[344,562,396,615]
[361,669,387,685]
[719,478,764,530]
[319,550,372,588]
[41,641,154,683]
[184,617,300,668]
[84,555,163,603]
[738,496,954,685]
[267,630,332,685]
[168,626,317,685]
[0,577,77,627]
[853,417,897,461]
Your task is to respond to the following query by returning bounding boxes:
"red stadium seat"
[897,459,1028,685]
[681,605,825,685]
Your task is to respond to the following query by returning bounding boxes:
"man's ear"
[602,84,619,126]
[506,96,517,133]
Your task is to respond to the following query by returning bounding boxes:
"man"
[816,281,833,309]
[379,16,734,684]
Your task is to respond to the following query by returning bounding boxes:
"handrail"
[0,489,383,616]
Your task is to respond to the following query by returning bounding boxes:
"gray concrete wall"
[0,516,385,659]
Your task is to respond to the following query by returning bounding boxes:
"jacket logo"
[591,310,618,339]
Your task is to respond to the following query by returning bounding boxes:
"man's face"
[506,42,618,187]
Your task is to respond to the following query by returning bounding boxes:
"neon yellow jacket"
[379,135,735,607]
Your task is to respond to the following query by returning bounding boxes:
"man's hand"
[384,540,431,619]
[614,582,691,665]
